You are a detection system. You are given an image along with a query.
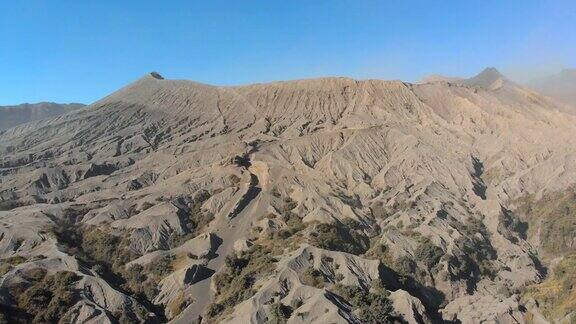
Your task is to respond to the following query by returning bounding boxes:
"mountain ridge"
[0,102,85,131]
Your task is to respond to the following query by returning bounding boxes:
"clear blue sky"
[1,0,575,105]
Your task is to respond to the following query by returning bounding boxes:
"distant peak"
[149,71,164,80]
[476,67,503,79]
[463,67,507,90]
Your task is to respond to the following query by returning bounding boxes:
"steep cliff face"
[1,70,575,323]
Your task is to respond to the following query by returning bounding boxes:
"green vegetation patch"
[515,188,576,257]
[256,196,307,255]
[207,244,276,319]
[52,225,159,321]
[168,192,214,248]
[0,256,27,276]
[54,225,137,274]
[308,220,369,255]
[301,267,327,288]
[268,301,293,324]
[450,216,497,280]
[123,255,175,301]
[3,270,80,323]
[522,253,576,322]
[364,240,394,266]
[414,238,444,270]
[331,282,398,323]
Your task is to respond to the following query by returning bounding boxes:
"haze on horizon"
[0,0,575,105]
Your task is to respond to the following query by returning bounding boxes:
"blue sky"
[1,0,575,105]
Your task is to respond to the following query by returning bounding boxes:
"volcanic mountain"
[0,69,575,323]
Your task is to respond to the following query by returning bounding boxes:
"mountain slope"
[1,70,575,323]
[0,102,85,130]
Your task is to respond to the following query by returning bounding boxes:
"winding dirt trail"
[171,154,265,323]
